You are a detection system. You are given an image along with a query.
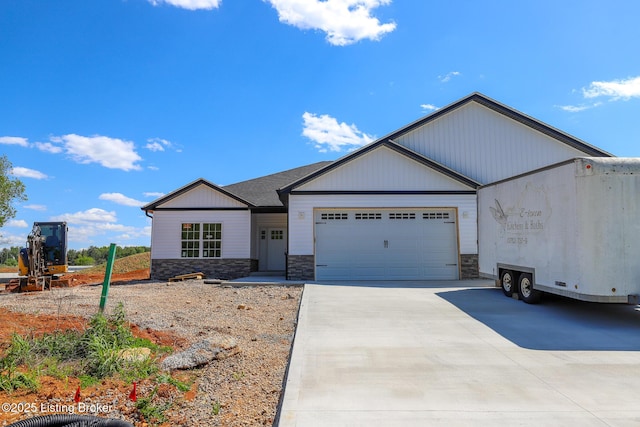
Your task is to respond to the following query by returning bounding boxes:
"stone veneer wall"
[460,254,479,279]
[287,255,315,281]
[151,258,257,281]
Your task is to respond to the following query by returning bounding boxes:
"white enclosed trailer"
[478,157,640,304]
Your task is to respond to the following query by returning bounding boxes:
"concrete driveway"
[277,280,640,427]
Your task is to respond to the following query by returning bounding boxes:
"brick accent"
[460,254,479,279]
[151,258,255,281]
[287,255,314,281]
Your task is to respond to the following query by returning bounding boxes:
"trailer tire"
[518,273,541,304]
[500,270,516,297]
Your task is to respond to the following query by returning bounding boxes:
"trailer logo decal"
[490,183,551,246]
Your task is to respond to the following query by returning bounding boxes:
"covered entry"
[314,208,459,280]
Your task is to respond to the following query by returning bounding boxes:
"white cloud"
[582,76,640,100]
[0,136,29,147]
[146,138,182,155]
[438,71,461,83]
[11,167,48,179]
[266,0,396,46]
[145,137,173,152]
[559,75,640,113]
[302,112,375,153]
[0,233,25,248]
[556,103,601,113]
[114,225,152,242]
[6,219,28,228]
[145,142,165,152]
[144,192,166,198]
[99,193,145,207]
[55,134,142,171]
[148,0,220,10]
[35,141,63,154]
[420,104,438,112]
[23,204,47,211]
[51,208,118,225]
[50,208,131,245]
[147,166,160,171]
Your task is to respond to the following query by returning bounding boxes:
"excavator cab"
[37,222,68,275]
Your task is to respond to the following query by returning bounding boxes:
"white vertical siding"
[160,185,247,208]
[288,194,477,255]
[395,102,589,185]
[151,210,251,259]
[297,146,471,191]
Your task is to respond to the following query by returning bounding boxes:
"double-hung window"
[202,223,222,258]
[181,223,222,258]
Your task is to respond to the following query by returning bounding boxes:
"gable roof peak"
[140,177,252,211]
[383,92,612,157]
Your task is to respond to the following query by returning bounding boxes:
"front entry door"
[266,228,286,271]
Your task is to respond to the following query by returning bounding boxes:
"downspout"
[144,210,153,279]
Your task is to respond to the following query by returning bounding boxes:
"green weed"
[212,400,221,415]
[157,373,191,392]
[136,386,170,425]
[0,302,159,392]
[0,364,39,392]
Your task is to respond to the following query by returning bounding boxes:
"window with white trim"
[181,223,200,258]
[181,223,222,258]
[203,223,222,258]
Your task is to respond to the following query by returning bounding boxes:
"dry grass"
[80,252,150,275]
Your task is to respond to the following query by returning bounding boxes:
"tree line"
[0,245,150,266]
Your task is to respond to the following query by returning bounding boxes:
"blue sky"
[1,0,639,250]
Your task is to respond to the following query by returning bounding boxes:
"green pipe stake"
[99,243,117,313]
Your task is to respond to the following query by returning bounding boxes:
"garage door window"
[355,213,382,220]
[321,213,349,220]
[423,212,450,220]
[389,213,416,220]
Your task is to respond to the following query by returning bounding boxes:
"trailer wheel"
[518,273,541,304]
[500,270,516,297]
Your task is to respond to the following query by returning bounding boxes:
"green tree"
[75,255,95,266]
[0,155,27,228]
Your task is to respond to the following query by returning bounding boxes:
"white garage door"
[315,209,459,280]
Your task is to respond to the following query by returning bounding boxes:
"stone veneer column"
[287,255,315,281]
[460,254,479,279]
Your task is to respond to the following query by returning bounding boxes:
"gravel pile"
[0,280,303,426]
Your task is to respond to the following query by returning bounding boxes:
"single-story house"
[141,92,611,281]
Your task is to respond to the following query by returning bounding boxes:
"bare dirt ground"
[0,271,302,426]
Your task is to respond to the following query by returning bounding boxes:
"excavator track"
[5,276,71,293]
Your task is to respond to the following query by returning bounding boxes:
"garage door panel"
[315,209,459,280]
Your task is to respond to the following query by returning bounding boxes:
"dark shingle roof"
[223,161,332,207]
